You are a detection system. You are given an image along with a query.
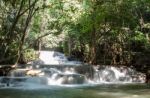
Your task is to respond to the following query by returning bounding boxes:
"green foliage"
[64,0,150,64]
[23,49,38,62]
[132,31,147,43]
[0,0,150,66]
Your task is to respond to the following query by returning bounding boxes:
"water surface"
[0,84,150,98]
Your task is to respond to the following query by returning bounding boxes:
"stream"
[0,51,149,98]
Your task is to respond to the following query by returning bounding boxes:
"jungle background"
[0,0,150,80]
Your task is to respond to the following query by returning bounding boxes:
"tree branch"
[18,0,38,17]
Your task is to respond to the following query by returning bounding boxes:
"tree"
[0,0,39,64]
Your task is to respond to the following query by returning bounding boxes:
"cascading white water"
[93,66,145,83]
[0,51,146,89]
[32,51,82,65]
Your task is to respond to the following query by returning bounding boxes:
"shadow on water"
[0,84,150,98]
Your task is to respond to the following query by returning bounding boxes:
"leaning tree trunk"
[0,0,25,64]
[15,0,38,64]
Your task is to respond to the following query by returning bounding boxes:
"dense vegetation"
[0,0,150,78]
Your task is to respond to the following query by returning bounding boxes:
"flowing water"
[0,51,149,98]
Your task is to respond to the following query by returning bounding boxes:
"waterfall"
[0,51,146,88]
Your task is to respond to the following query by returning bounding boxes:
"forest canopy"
[0,0,150,73]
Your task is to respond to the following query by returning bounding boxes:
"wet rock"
[26,69,42,76]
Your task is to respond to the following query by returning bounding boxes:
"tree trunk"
[89,28,96,64]
[15,0,38,64]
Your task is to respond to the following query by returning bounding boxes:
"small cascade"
[0,77,6,87]
[92,66,146,83]
[9,69,28,77]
